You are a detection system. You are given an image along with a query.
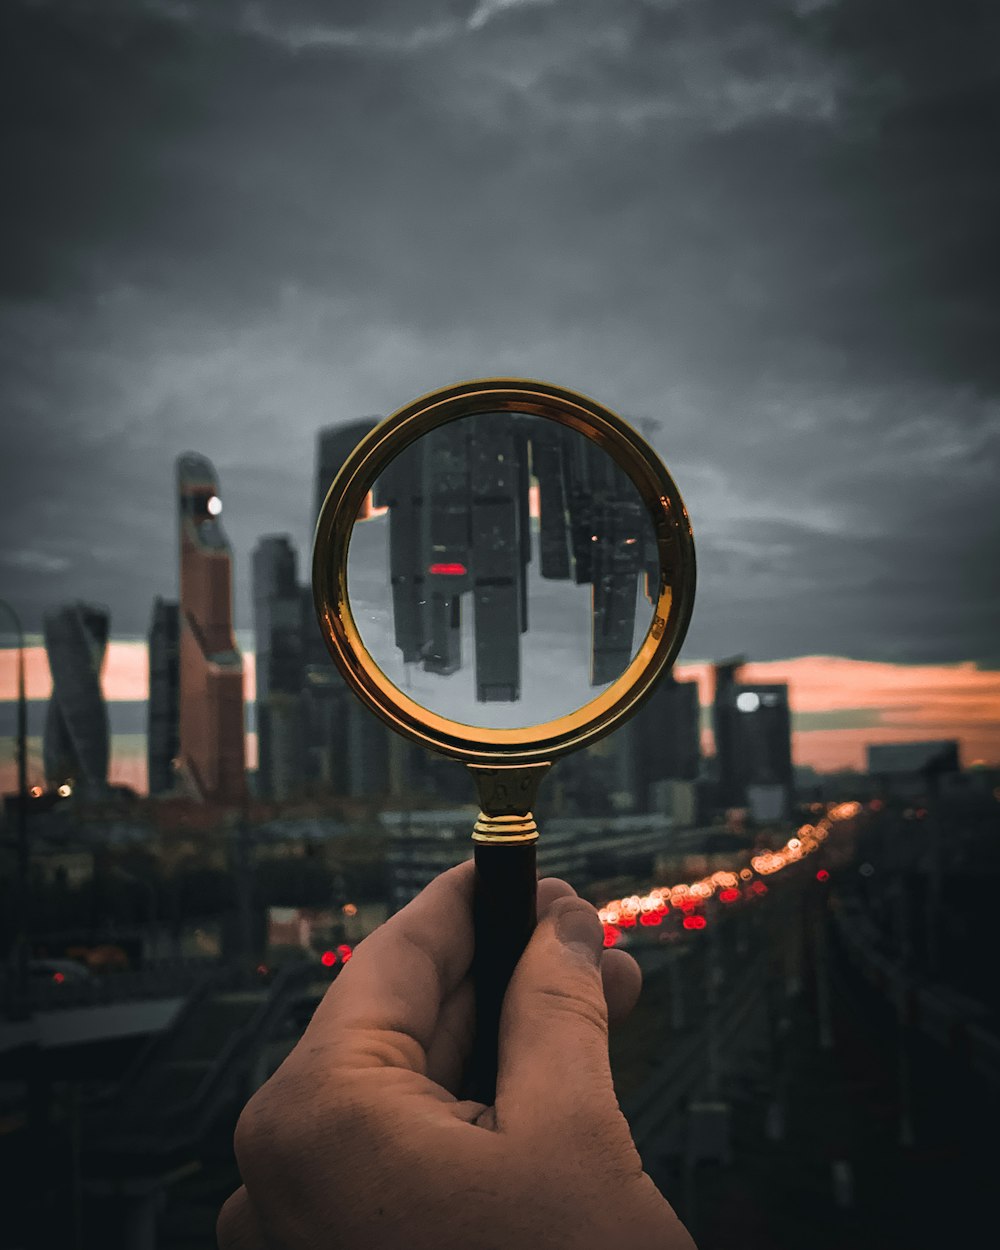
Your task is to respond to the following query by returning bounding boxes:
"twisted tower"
[42,601,110,793]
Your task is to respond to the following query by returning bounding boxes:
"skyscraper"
[734,683,793,788]
[532,425,573,579]
[712,657,744,807]
[469,419,527,701]
[42,602,110,794]
[314,419,380,526]
[176,453,245,804]
[564,437,646,687]
[601,671,701,813]
[252,536,305,801]
[363,414,655,705]
[631,672,702,804]
[147,597,180,796]
[376,440,429,665]
[307,417,405,799]
[712,659,793,813]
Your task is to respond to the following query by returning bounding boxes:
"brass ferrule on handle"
[472,813,540,843]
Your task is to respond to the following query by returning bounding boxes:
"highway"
[601,799,1000,1249]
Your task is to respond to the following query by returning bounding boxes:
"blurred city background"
[2,1,999,1248]
[1,417,997,1248]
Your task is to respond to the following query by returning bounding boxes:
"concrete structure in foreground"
[176,453,245,804]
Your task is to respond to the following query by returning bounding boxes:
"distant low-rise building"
[867,740,960,797]
[867,740,961,775]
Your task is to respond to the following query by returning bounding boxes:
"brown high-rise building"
[176,452,245,803]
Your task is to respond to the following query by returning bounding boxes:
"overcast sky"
[1,0,998,669]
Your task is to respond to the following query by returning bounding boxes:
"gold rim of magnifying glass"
[311,378,696,767]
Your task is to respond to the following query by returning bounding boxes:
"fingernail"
[555,907,600,965]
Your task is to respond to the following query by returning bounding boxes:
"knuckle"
[550,895,598,923]
[233,1074,303,1174]
[232,1089,269,1170]
[549,896,603,944]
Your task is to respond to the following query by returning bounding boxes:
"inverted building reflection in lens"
[361,414,658,704]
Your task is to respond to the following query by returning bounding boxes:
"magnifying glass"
[312,378,696,1103]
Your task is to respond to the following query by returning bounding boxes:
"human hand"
[219,862,695,1250]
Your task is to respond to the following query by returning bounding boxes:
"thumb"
[496,896,618,1133]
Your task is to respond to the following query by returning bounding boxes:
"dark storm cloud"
[0,0,997,665]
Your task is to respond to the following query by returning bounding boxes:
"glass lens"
[346,411,659,730]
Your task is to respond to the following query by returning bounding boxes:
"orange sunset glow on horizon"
[1,643,998,793]
[673,656,1000,773]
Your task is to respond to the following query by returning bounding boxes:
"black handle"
[466,840,537,1104]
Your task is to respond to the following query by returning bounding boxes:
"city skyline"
[1,8,996,1247]
[2,641,998,794]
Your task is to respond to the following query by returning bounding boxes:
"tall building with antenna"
[176,453,245,803]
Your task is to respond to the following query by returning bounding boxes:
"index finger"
[304,859,476,1071]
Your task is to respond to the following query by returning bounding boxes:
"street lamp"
[0,598,30,1017]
